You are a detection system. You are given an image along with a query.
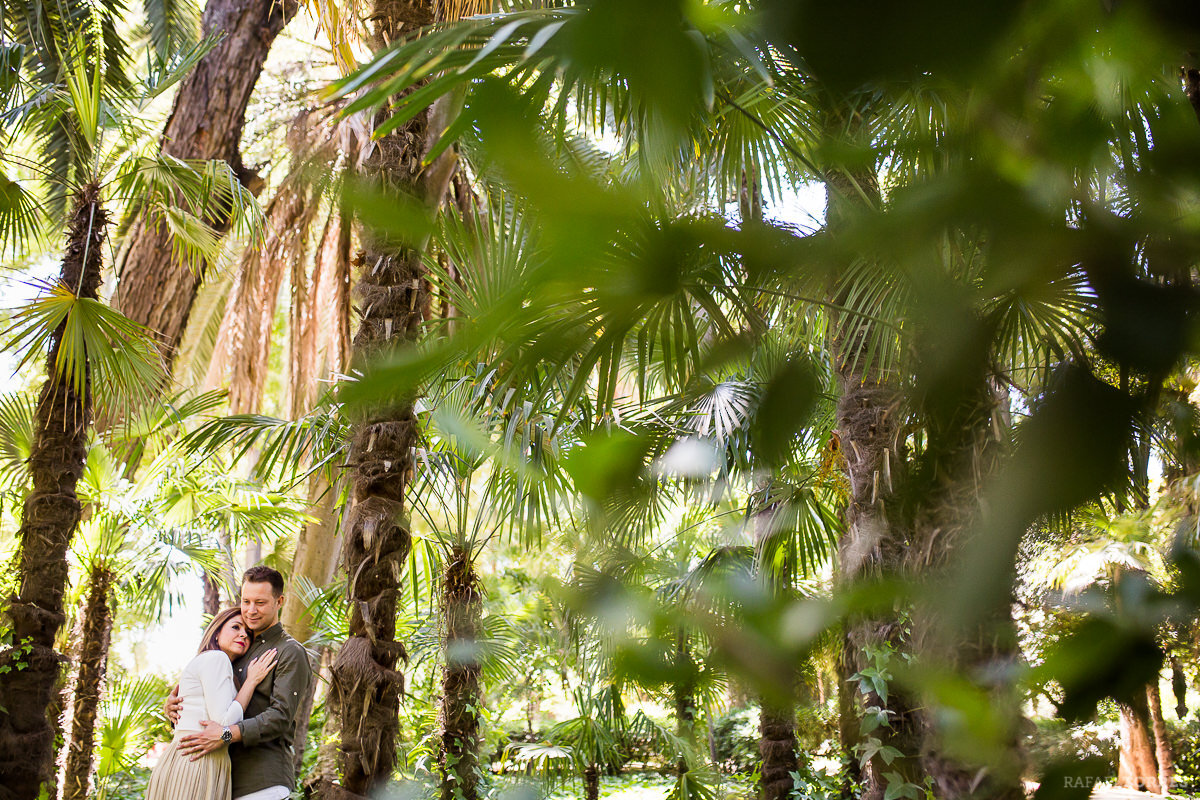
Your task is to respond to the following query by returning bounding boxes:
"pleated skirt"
[144,730,231,800]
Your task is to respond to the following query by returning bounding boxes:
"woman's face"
[216,615,250,660]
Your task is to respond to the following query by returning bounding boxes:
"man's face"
[240,580,284,633]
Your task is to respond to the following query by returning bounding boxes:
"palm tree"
[321,1,499,791]
[0,36,256,796]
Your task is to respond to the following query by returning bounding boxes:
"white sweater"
[176,650,244,733]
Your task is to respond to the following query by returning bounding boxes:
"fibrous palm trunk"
[327,129,427,799]
[759,705,799,800]
[112,0,299,364]
[0,184,106,800]
[824,142,920,800]
[60,565,115,800]
[751,489,800,800]
[825,114,1024,793]
[326,2,451,794]
[439,544,483,800]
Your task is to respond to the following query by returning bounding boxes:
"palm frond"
[115,156,262,268]
[141,0,202,61]
[0,391,34,491]
[3,278,167,416]
[0,170,44,255]
[181,402,350,485]
[94,674,168,795]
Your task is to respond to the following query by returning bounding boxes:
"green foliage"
[1167,716,1200,796]
[92,673,172,799]
[788,760,851,800]
[708,706,758,774]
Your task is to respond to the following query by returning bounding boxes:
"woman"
[145,608,277,800]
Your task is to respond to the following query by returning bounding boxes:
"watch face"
[221,728,232,743]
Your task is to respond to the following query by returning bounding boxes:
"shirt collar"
[253,621,283,645]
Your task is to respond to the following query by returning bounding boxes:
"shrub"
[710,706,760,774]
[1167,716,1200,796]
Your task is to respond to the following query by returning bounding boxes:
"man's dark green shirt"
[229,622,313,797]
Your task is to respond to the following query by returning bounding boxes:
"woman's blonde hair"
[197,607,247,655]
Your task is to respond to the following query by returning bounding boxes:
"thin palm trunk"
[1115,430,1174,792]
[112,0,299,365]
[60,565,115,800]
[672,632,697,778]
[439,544,483,800]
[200,572,222,615]
[584,763,600,800]
[1171,656,1187,719]
[0,184,105,800]
[740,178,801,800]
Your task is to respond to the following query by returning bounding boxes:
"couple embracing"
[145,566,313,800]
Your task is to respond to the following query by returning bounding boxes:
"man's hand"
[164,685,182,726]
[178,720,238,761]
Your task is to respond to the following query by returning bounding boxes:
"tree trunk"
[1147,681,1174,794]
[201,571,222,615]
[752,486,801,800]
[301,648,339,787]
[759,704,799,800]
[327,0,463,792]
[439,544,483,800]
[0,185,105,800]
[904,379,1023,800]
[584,763,600,800]
[291,643,326,775]
[741,184,801,800]
[1117,696,1161,793]
[112,0,299,365]
[283,475,342,645]
[60,565,115,800]
[672,632,697,778]
[328,31,431,800]
[824,142,920,800]
[836,632,861,798]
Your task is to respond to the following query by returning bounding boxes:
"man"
[170,566,313,800]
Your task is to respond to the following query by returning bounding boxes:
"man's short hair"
[243,565,285,598]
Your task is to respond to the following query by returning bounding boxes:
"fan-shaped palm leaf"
[0,391,34,491]
[3,278,166,415]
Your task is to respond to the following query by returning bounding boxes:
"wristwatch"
[221,726,233,744]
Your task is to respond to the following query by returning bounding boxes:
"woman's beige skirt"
[145,730,231,800]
